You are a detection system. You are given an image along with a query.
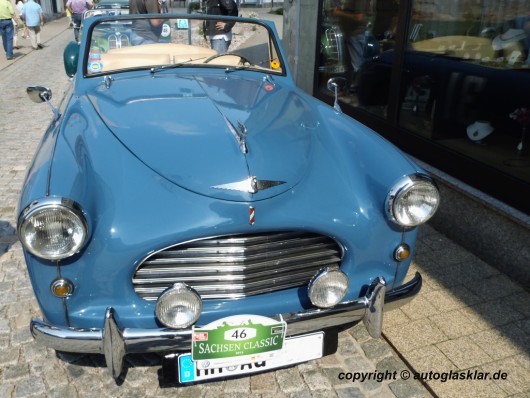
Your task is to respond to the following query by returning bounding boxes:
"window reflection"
[317,0,530,185]
[319,0,399,116]
[401,0,530,181]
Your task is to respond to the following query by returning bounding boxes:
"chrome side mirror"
[327,77,348,113]
[27,85,52,104]
[27,86,60,121]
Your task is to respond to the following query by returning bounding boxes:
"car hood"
[87,74,318,201]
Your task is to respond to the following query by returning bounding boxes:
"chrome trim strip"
[30,273,421,379]
[211,176,286,193]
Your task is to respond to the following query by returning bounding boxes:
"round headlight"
[308,267,349,308]
[156,283,202,329]
[387,174,440,227]
[18,198,88,260]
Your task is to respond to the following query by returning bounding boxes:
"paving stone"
[45,384,79,398]
[361,338,392,361]
[376,356,408,374]
[289,390,314,398]
[300,368,333,391]
[335,386,365,398]
[250,371,278,393]
[322,367,347,387]
[435,336,493,369]
[404,345,457,374]
[389,379,429,398]
[13,377,46,397]
[383,318,447,353]
[275,367,306,393]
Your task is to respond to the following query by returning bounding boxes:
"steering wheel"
[204,53,252,66]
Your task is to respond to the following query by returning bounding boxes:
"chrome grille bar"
[132,232,342,301]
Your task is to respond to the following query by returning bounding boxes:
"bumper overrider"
[31,273,422,379]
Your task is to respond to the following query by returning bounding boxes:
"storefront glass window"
[318,0,401,118]
[400,0,530,181]
[317,0,530,191]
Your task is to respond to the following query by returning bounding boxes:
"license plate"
[178,332,324,383]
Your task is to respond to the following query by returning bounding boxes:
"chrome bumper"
[31,272,421,379]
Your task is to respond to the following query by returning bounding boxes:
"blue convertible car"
[18,13,439,383]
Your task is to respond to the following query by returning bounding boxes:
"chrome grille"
[133,231,343,301]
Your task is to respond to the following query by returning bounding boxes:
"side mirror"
[64,41,80,78]
[27,85,52,103]
[327,77,348,94]
[327,77,348,113]
[27,85,60,121]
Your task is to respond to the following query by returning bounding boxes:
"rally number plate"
[178,332,324,383]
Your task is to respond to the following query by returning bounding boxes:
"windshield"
[83,14,284,76]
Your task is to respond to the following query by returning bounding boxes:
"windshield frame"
[81,13,286,78]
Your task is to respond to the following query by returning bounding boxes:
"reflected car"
[94,0,129,11]
[18,13,439,383]
[356,33,530,138]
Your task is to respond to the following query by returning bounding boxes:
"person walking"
[0,0,21,60]
[129,0,163,45]
[66,0,93,42]
[160,0,168,13]
[16,0,28,38]
[204,0,238,53]
[12,17,19,49]
[20,0,44,50]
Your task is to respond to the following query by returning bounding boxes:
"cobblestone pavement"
[0,18,432,398]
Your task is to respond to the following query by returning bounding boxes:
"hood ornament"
[223,115,248,154]
[211,176,286,194]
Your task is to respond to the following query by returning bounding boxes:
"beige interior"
[412,35,525,64]
[99,43,247,71]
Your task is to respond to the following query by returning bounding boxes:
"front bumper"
[31,272,421,378]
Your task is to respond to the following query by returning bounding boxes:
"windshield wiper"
[150,63,187,74]
[150,57,209,74]
[224,65,253,74]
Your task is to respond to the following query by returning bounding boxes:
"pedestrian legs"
[28,26,41,50]
[0,19,15,59]
[13,20,19,49]
[72,13,82,42]
[210,38,230,53]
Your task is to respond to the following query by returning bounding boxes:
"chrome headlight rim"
[17,197,88,261]
[386,173,440,227]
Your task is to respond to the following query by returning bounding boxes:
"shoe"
[14,46,20,49]
[6,56,14,60]
[37,44,44,49]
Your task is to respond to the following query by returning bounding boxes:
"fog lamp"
[51,278,74,297]
[156,283,202,329]
[308,267,349,308]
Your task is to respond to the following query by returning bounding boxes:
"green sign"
[192,315,286,367]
